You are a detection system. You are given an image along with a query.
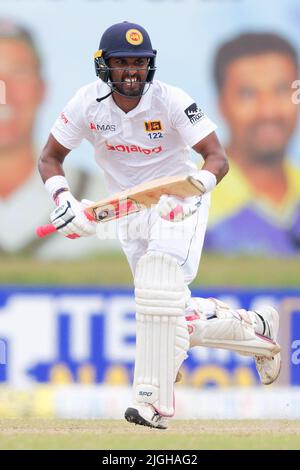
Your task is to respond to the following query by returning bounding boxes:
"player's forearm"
[39,152,70,203]
[38,134,72,204]
[38,151,65,183]
[201,151,229,184]
[38,134,70,183]
[193,132,229,188]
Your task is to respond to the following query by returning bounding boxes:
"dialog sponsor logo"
[106,143,162,155]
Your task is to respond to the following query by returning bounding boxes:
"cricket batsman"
[38,21,281,429]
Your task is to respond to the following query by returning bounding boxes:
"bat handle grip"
[36,224,57,238]
[36,211,94,238]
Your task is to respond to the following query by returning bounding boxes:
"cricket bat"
[36,174,204,238]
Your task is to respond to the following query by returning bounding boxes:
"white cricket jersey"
[51,79,217,194]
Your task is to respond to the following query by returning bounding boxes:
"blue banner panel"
[0,287,299,387]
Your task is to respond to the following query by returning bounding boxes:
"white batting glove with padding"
[156,195,201,222]
[50,191,96,238]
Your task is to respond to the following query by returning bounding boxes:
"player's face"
[219,53,298,163]
[108,57,149,96]
[0,39,45,151]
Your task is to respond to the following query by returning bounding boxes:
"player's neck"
[227,144,288,205]
[112,92,142,113]
[0,142,35,198]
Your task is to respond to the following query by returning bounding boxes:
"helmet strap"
[96,91,113,103]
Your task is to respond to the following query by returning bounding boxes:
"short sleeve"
[51,88,87,150]
[169,87,217,147]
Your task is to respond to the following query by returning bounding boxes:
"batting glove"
[156,195,201,222]
[50,191,96,238]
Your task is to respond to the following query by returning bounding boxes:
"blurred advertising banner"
[0,0,300,257]
[1,385,300,419]
[0,287,299,388]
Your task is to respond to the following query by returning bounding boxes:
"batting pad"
[189,298,281,358]
[134,251,189,416]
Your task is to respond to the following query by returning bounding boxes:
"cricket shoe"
[124,404,169,430]
[254,306,281,385]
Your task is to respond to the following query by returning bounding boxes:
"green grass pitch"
[1,252,299,286]
[0,419,300,450]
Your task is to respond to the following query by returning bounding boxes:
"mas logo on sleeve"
[184,103,205,125]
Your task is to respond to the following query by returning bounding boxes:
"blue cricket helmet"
[94,21,157,84]
[99,21,156,58]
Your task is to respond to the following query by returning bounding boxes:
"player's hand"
[50,191,96,238]
[156,195,201,222]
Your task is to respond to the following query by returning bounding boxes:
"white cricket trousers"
[117,193,210,299]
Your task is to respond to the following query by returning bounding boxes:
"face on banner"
[0,36,44,151]
[206,31,300,255]
[219,53,298,163]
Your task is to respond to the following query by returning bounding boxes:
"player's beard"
[112,75,146,97]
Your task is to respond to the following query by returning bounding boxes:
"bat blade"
[86,175,204,222]
[36,174,204,237]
